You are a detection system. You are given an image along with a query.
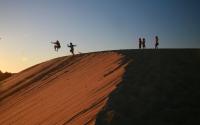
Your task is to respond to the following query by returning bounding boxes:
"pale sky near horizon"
[0,0,200,73]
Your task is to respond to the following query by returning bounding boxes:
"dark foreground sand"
[0,49,200,125]
[96,49,200,125]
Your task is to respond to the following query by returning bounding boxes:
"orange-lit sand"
[0,52,127,125]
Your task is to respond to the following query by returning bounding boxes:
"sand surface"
[96,49,200,125]
[1,49,200,125]
[0,52,127,125]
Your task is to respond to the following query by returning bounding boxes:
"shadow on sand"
[96,49,200,125]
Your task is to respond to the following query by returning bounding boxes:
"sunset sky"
[0,0,200,72]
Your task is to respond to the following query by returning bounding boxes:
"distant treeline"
[0,71,12,81]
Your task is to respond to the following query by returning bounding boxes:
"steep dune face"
[0,52,128,125]
[1,49,199,125]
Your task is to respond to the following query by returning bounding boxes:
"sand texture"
[1,49,200,125]
[0,52,127,125]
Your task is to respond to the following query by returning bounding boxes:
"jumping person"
[155,36,159,49]
[142,38,146,49]
[51,40,61,52]
[139,38,142,49]
[67,42,76,55]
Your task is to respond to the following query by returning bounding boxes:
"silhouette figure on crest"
[67,42,76,55]
[51,40,61,52]
[155,36,159,49]
[142,38,146,49]
[139,38,142,49]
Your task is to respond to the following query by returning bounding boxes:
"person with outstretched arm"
[51,40,61,52]
[67,42,76,55]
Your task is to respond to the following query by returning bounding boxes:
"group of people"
[138,36,159,49]
[51,36,159,56]
[51,40,76,55]
[138,38,146,49]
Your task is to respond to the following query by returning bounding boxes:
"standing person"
[67,42,76,55]
[142,38,146,49]
[51,40,61,52]
[139,38,142,49]
[155,36,159,49]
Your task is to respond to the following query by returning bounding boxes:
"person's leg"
[70,49,73,55]
[156,43,158,49]
[56,46,58,51]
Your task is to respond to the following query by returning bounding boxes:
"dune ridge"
[1,49,200,125]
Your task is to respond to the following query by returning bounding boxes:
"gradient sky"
[0,0,200,72]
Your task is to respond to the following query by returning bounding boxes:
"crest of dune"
[1,49,200,125]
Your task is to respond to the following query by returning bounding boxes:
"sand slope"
[0,52,128,125]
[1,49,200,125]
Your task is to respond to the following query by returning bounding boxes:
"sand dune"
[1,49,200,125]
[0,52,128,125]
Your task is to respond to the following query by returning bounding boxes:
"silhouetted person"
[139,38,142,49]
[142,38,146,49]
[67,42,76,55]
[155,36,159,49]
[51,40,61,52]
